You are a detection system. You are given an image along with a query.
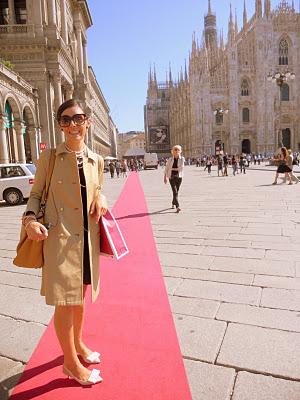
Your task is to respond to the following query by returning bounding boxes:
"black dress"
[78,156,91,285]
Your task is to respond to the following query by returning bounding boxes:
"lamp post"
[213,107,229,154]
[267,70,295,148]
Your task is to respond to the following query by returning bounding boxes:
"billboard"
[149,126,170,145]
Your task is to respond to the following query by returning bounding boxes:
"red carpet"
[10,172,192,400]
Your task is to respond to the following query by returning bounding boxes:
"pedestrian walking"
[115,160,121,178]
[223,153,229,176]
[205,156,212,175]
[109,161,115,178]
[121,160,128,177]
[272,147,293,185]
[22,98,108,385]
[217,155,223,177]
[232,155,238,176]
[239,155,246,174]
[164,145,185,213]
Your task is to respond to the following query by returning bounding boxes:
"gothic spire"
[169,62,173,83]
[228,3,234,44]
[243,0,248,26]
[264,0,271,17]
[256,0,262,18]
[184,59,188,81]
[235,8,238,35]
[208,0,212,14]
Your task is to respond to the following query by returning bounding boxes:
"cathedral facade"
[145,0,300,157]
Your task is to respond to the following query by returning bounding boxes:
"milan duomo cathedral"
[144,0,300,158]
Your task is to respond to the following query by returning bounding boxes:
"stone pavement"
[0,164,300,399]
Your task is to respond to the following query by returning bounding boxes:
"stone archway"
[282,128,291,149]
[242,139,251,154]
[4,96,22,163]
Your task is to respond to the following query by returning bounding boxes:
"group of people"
[203,154,248,176]
[107,158,144,178]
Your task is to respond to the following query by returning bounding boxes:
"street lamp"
[213,107,229,153]
[267,70,295,148]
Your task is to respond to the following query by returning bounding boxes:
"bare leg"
[273,173,279,184]
[54,300,91,380]
[74,285,93,357]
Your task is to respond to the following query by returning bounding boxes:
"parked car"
[0,163,36,205]
[144,153,158,170]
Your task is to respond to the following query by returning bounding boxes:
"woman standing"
[272,147,292,185]
[164,145,185,213]
[22,99,107,385]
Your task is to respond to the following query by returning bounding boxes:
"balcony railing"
[0,24,34,35]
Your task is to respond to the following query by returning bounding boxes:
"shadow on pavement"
[116,208,175,220]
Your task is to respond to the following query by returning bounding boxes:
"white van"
[144,153,158,170]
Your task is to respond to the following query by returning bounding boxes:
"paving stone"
[253,275,300,290]
[0,260,42,276]
[157,243,204,255]
[183,269,253,285]
[162,266,187,278]
[164,277,184,295]
[174,314,227,362]
[169,296,220,319]
[210,257,294,277]
[155,237,204,246]
[216,303,300,332]
[228,234,291,243]
[159,252,213,269]
[0,316,45,363]
[184,359,235,400]
[154,230,187,238]
[0,356,24,400]
[202,239,251,248]
[261,288,300,311]
[265,249,300,261]
[202,246,265,259]
[0,271,41,290]
[296,261,300,277]
[217,323,300,379]
[175,279,261,305]
[232,371,300,400]
[0,240,18,251]
[0,284,53,325]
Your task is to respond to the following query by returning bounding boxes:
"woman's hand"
[90,194,108,223]
[26,222,48,241]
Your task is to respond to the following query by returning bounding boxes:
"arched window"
[279,39,289,65]
[15,0,27,25]
[0,0,9,24]
[241,79,250,96]
[281,83,289,101]
[242,108,250,123]
[215,113,223,125]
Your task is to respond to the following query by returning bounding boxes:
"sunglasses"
[174,148,181,151]
[58,114,87,127]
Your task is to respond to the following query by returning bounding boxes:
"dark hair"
[56,99,90,121]
[281,147,288,159]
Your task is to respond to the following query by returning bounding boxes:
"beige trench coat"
[25,142,104,306]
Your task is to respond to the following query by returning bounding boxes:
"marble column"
[28,127,39,163]
[83,41,88,80]
[65,84,74,100]
[76,28,84,74]
[48,0,57,25]
[61,0,68,43]
[53,72,64,144]
[15,122,26,163]
[8,0,16,24]
[0,118,9,163]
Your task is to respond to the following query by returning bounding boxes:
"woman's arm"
[90,156,108,222]
[26,150,50,215]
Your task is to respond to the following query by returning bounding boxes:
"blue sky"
[87,0,286,133]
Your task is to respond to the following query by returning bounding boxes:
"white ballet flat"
[81,351,101,364]
[63,366,103,385]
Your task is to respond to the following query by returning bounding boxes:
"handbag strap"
[40,149,56,209]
